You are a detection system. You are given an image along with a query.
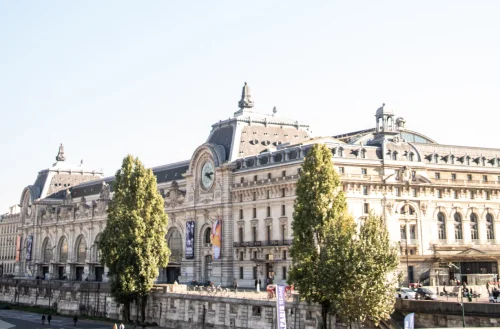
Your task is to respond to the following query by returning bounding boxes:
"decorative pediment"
[164,180,186,208]
[458,248,486,255]
[99,182,111,200]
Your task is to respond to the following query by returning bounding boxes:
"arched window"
[42,237,52,263]
[437,212,446,240]
[168,229,182,263]
[76,236,87,263]
[470,213,478,240]
[392,152,397,160]
[486,214,495,240]
[454,213,463,240]
[409,152,414,162]
[338,147,344,157]
[59,237,68,263]
[204,227,212,244]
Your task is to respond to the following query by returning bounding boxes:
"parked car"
[415,288,438,300]
[395,287,416,299]
[489,289,500,303]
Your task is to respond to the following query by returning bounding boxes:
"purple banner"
[275,284,287,329]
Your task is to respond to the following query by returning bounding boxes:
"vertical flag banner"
[211,218,222,259]
[404,313,414,329]
[26,235,33,261]
[185,221,195,259]
[15,236,21,261]
[276,284,287,329]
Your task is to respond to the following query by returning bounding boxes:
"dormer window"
[360,149,366,159]
[434,154,439,164]
[408,152,414,162]
[392,151,398,161]
[338,147,344,157]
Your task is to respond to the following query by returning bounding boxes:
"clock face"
[201,161,215,190]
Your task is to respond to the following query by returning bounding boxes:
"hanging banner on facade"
[185,221,195,259]
[15,235,21,261]
[26,235,33,261]
[275,284,287,329]
[404,312,414,329]
[211,218,222,260]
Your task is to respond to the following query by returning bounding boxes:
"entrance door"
[166,267,180,283]
[58,266,65,280]
[204,255,212,283]
[42,266,49,279]
[94,267,104,282]
[76,267,84,281]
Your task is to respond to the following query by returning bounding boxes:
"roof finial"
[273,106,277,115]
[56,143,66,162]
[238,82,254,109]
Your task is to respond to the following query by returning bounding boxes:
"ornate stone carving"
[251,220,259,228]
[385,202,394,215]
[396,117,406,130]
[265,218,272,226]
[76,197,90,219]
[60,206,73,221]
[420,203,428,216]
[164,181,186,208]
[99,182,110,200]
[63,189,72,205]
[279,217,288,225]
[237,221,245,228]
[170,213,177,226]
[399,166,412,183]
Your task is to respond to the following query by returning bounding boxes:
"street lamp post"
[405,219,410,285]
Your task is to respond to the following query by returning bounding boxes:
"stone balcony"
[233,239,292,248]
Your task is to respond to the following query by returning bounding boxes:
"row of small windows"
[239,266,288,280]
[361,185,494,200]
[387,151,416,161]
[437,212,495,240]
[240,170,300,184]
[239,188,287,202]
[435,172,500,183]
[239,205,287,219]
[427,154,500,167]
[237,225,288,244]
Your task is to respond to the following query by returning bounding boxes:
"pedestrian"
[487,281,490,294]
[258,279,261,292]
[48,314,52,325]
[119,323,125,329]
[41,315,46,325]
[73,315,78,327]
[113,324,117,329]
[255,279,258,291]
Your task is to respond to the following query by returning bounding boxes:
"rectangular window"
[435,172,440,179]
[338,167,344,174]
[267,206,271,217]
[239,209,244,220]
[467,174,472,181]
[451,173,456,180]
[483,175,488,182]
[411,188,417,197]
[437,189,442,198]
[254,175,258,182]
[453,190,458,199]
[253,251,258,259]
[253,267,258,280]
[395,187,400,197]
[281,205,286,216]
[282,267,287,280]
[268,173,272,180]
[252,227,257,243]
[239,252,244,261]
[239,194,243,202]
[470,191,475,200]
[363,203,369,214]
[409,225,416,239]
[486,191,491,200]
[361,168,367,175]
[362,186,368,195]
[267,190,271,199]
[253,192,257,201]
[400,226,406,240]
[239,267,244,279]
[281,224,286,242]
[283,250,287,260]
[267,226,271,243]
[253,208,257,218]
[239,227,244,243]
[282,170,286,177]
[281,188,286,197]
[240,177,244,183]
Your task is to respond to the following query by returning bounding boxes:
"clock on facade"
[200,161,215,190]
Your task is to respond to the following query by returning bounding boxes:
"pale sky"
[1,1,499,212]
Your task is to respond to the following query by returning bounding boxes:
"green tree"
[335,213,399,327]
[288,143,354,329]
[99,155,170,325]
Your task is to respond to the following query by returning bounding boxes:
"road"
[0,310,114,329]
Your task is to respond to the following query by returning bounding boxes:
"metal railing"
[233,240,292,247]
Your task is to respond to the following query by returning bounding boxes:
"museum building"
[4,83,500,287]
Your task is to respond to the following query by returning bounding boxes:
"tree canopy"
[99,155,170,323]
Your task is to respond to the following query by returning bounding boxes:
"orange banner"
[15,235,21,262]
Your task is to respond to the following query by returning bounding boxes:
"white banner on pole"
[404,312,414,329]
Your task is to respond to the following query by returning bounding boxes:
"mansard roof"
[333,128,437,145]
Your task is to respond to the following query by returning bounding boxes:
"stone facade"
[5,83,500,289]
